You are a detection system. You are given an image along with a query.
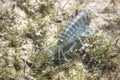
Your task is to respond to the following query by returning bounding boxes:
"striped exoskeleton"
[58,11,92,62]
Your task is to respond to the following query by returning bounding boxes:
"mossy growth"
[74,32,120,77]
[29,31,120,80]
[0,0,120,80]
[115,15,120,25]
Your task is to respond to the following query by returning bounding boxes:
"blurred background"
[0,0,120,80]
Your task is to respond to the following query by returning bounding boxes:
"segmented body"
[59,11,91,47]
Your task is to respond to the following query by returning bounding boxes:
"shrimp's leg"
[78,37,83,45]
[58,45,61,66]
[65,41,77,54]
[65,37,83,55]
[58,45,68,62]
